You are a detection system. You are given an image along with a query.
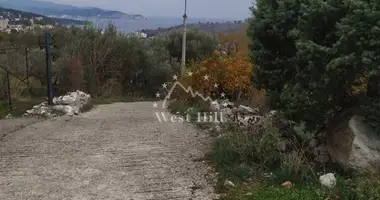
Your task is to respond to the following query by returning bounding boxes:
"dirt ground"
[0,102,216,200]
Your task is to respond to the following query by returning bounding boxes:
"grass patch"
[221,184,324,200]
[0,98,44,119]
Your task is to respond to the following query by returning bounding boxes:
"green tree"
[248,0,376,130]
[248,0,301,93]
[165,27,218,63]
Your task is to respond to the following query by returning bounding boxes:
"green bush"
[0,23,217,99]
[211,121,282,182]
[248,0,380,131]
[165,27,218,63]
[360,96,380,135]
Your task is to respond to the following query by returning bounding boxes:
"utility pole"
[45,32,53,105]
[181,0,188,76]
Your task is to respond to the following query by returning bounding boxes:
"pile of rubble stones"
[24,90,91,117]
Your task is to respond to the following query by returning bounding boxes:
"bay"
[84,16,235,33]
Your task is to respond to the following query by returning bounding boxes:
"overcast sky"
[43,0,253,19]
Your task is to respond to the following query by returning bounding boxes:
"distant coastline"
[86,16,242,33]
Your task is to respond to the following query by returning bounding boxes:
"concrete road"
[0,102,216,200]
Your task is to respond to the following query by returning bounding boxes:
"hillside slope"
[0,0,145,20]
[141,21,246,37]
[0,6,84,25]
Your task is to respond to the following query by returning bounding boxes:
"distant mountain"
[0,0,146,20]
[141,21,246,37]
[0,6,84,26]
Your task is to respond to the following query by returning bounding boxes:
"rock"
[238,116,253,126]
[281,181,293,189]
[210,101,220,111]
[244,192,253,196]
[61,94,77,105]
[319,173,336,189]
[237,105,258,115]
[224,180,236,188]
[221,108,234,121]
[327,115,380,174]
[221,99,234,108]
[5,114,12,119]
[237,115,263,127]
[25,91,91,118]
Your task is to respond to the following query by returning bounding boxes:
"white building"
[131,32,147,38]
[9,24,23,32]
[0,19,9,30]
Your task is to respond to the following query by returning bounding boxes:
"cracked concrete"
[0,102,216,200]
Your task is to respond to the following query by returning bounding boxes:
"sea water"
[87,16,235,33]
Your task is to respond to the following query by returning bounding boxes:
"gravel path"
[0,102,216,200]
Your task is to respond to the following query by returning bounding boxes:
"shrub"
[211,121,281,182]
[165,27,218,62]
[248,0,380,131]
[338,176,380,200]
[276,149,314,183]
[177,53,256,101]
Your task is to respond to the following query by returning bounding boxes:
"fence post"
[6,71,12,112]
[45,32,53,105]
[25,47,31,94]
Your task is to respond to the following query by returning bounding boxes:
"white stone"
[223,180,236,188]
[210,101,220,111]
[237,105,258,115]
[61,95,77,105]
[26,91,91,118]
[319,173,336,189]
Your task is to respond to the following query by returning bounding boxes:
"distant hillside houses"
[0,18,9,30]
[0,15,55,33]
[0,7,57,33]
[124,31,147,38]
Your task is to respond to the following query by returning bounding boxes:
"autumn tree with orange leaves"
[175,51,258,102]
